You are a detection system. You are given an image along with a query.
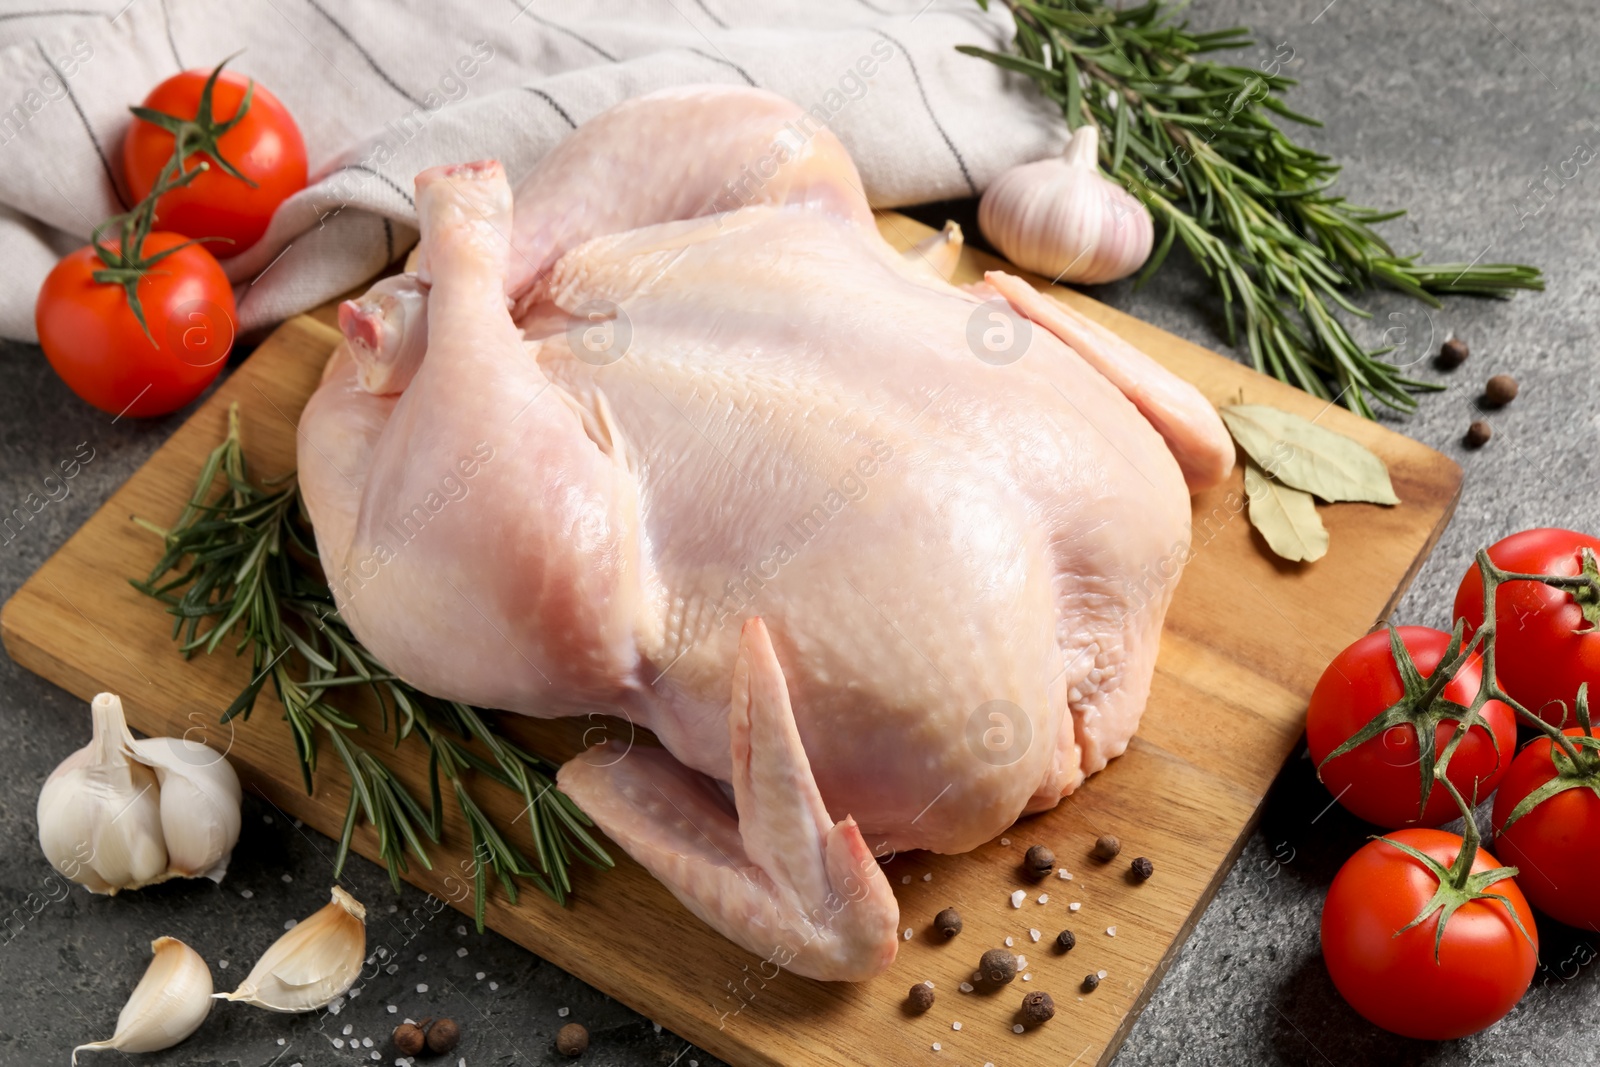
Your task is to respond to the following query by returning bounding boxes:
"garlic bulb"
[217,886,367,1012]
[978,124,1154,285]
[37,692,242,894]
[73,936,213,1064]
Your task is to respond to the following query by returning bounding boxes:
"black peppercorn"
[392,1022,425,1056]
[934,907,963,938]
[980,947,1018,985]
[1437,337,1469,369]
[1023,844,1055,878]
[1020,990,1056,1025]
[1130,856,1154,881]
[908,982,936,1013]
[1092,834,1121,861]
[1055,929,1076,952]
[556,1022,589,1056]
[1465,420,1493,449]
[1082,972,1101,993]
[426,1017,461,1054]
[1484,374,1519,407]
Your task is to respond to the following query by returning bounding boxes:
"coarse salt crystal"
[386,964,399,975]
[932,1042,942,1051]
[476,972,486,981]
[1004,936,1014,947]
[1016,956,1027,969]
[653,1023,663,1033]
[489,981,498,990]
[1058,869,1071,880]
[1029,929,1041,942]
[277,1039,286,1046]
[1098,969,1108,979]
[923,980,935,988]
[1000,837,1010,846]
[417,954,427,962]
[240,889,254,898]
[1013,1024,1025,1034]
[959,981,974,993]
[1023,973,1032,981]
[558,1007,570,1018]
[922,873,932,882]
[1069,902,1081,911]
[344,1025,354,1035]
[387,1005,397,1014]
[334,1040,345,1049]
[1107,926,1117,937]
[281,873,292,883]
[1038,894,1049,905]
[371,1053,380,1062]
[283,919,298,931]
[902,875,912,884]
[263,814,273,824]
[219,960,228,969]
[417,984,428,993]
[904,928,914,941]
[1010,890,1026,908]
[349,986,361,998]
[952,1021,962,1031]
[457,948,468,958]
[364,1037,374,1047]
[456,925,467,936]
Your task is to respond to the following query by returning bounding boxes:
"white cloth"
[0,0,1064,342]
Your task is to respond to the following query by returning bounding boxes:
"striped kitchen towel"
[0,0,1066,342]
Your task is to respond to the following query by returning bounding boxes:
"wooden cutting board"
[1,214,1460,1067]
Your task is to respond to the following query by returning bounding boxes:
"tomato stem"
[90,56,252,344]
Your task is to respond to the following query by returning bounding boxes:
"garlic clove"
[38,693,169,894]
[130,734,242,881]
[903,220,965,283]
[73,936,213,1064]
[978,124,1154,286]
[217,886,367,1012]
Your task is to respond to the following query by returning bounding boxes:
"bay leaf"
[1221,404,1400,506]
[1244,461,1329,563]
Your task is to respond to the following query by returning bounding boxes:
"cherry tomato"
[1454,529,1600,726]
[1321,829,1537,1040]
[36,234,236,417]
[1491,728,1600,928]
[1306,626,1515,828]
[123,68,306,256]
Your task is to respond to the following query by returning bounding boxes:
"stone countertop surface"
[1,1,1595,1065]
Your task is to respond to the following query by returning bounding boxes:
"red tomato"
[1306,626,1515,828]
[1492,728,1600,928]
[36,234,236,417]
[1321,829,1537,1040]
[1455,528,1600,725]
[123,68,306,256]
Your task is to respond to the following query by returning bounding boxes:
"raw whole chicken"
[298,86,1234,982]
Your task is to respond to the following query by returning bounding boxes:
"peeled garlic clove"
[129,734,242,881]
[217,886,367,1012]
[73,936,213,1064]
[978,124,1154,285]
[38,693,168,894]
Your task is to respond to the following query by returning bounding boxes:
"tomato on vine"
[36,232,235,417]
[1491,685,1600,929]
[1454,528,1600,726]
[123,61,305,256]
[1306,626,1514,828]
[1320,822,1537,1040]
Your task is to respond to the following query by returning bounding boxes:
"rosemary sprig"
[132,405,612,920]
[963,0,1544,417]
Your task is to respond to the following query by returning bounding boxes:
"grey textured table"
[2,1,1596,1064]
